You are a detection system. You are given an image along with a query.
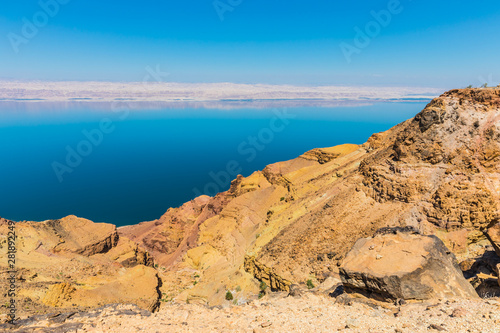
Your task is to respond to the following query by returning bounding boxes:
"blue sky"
[1,0,499,88]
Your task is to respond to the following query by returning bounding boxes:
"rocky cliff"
[0,216,159,319]
[2,88,500,318]
[118,88,500,306]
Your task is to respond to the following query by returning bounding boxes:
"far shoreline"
[0,97,434,111]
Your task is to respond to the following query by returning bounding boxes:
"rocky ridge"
[2,88,500,326]
[125,88,499,306]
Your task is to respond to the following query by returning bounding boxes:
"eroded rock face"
[361,89,500,229]
[0,216,159,318]
[339,228,479,301]
[119,195,217,266]
[35,215,119,256]
[244,255,292,292]
[42,265,161,312]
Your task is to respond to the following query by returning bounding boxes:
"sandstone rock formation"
[116,89,500,306]
[32,215,119,256]
[339,227,479,301]
[132,89,500,304]
[0,216,159,318]
[42,265,160,312]
[3,88,500,315]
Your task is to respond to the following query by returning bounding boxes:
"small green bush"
[280,197,285,201]
[225,291,233,301]
[306,279,315,289]
[258,281,268,299]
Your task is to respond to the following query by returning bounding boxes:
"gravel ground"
[3,294,500,332]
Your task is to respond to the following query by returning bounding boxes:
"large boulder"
[339,227,479,301]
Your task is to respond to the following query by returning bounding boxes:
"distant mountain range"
[0,81,443,103]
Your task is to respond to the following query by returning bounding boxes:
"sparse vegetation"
[466,85,473,88]
[160,295,171,303]
[306,279,315,289]
[235,285,241,292]
[482,83,489,88]
[280,197,285,201]
[259,281,267,298]
[225,291,233,301]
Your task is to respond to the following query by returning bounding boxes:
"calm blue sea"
[0,101,428,226]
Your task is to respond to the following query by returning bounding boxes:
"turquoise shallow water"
[0,101,428,226]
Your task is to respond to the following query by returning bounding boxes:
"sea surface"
[0,101,429,226]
